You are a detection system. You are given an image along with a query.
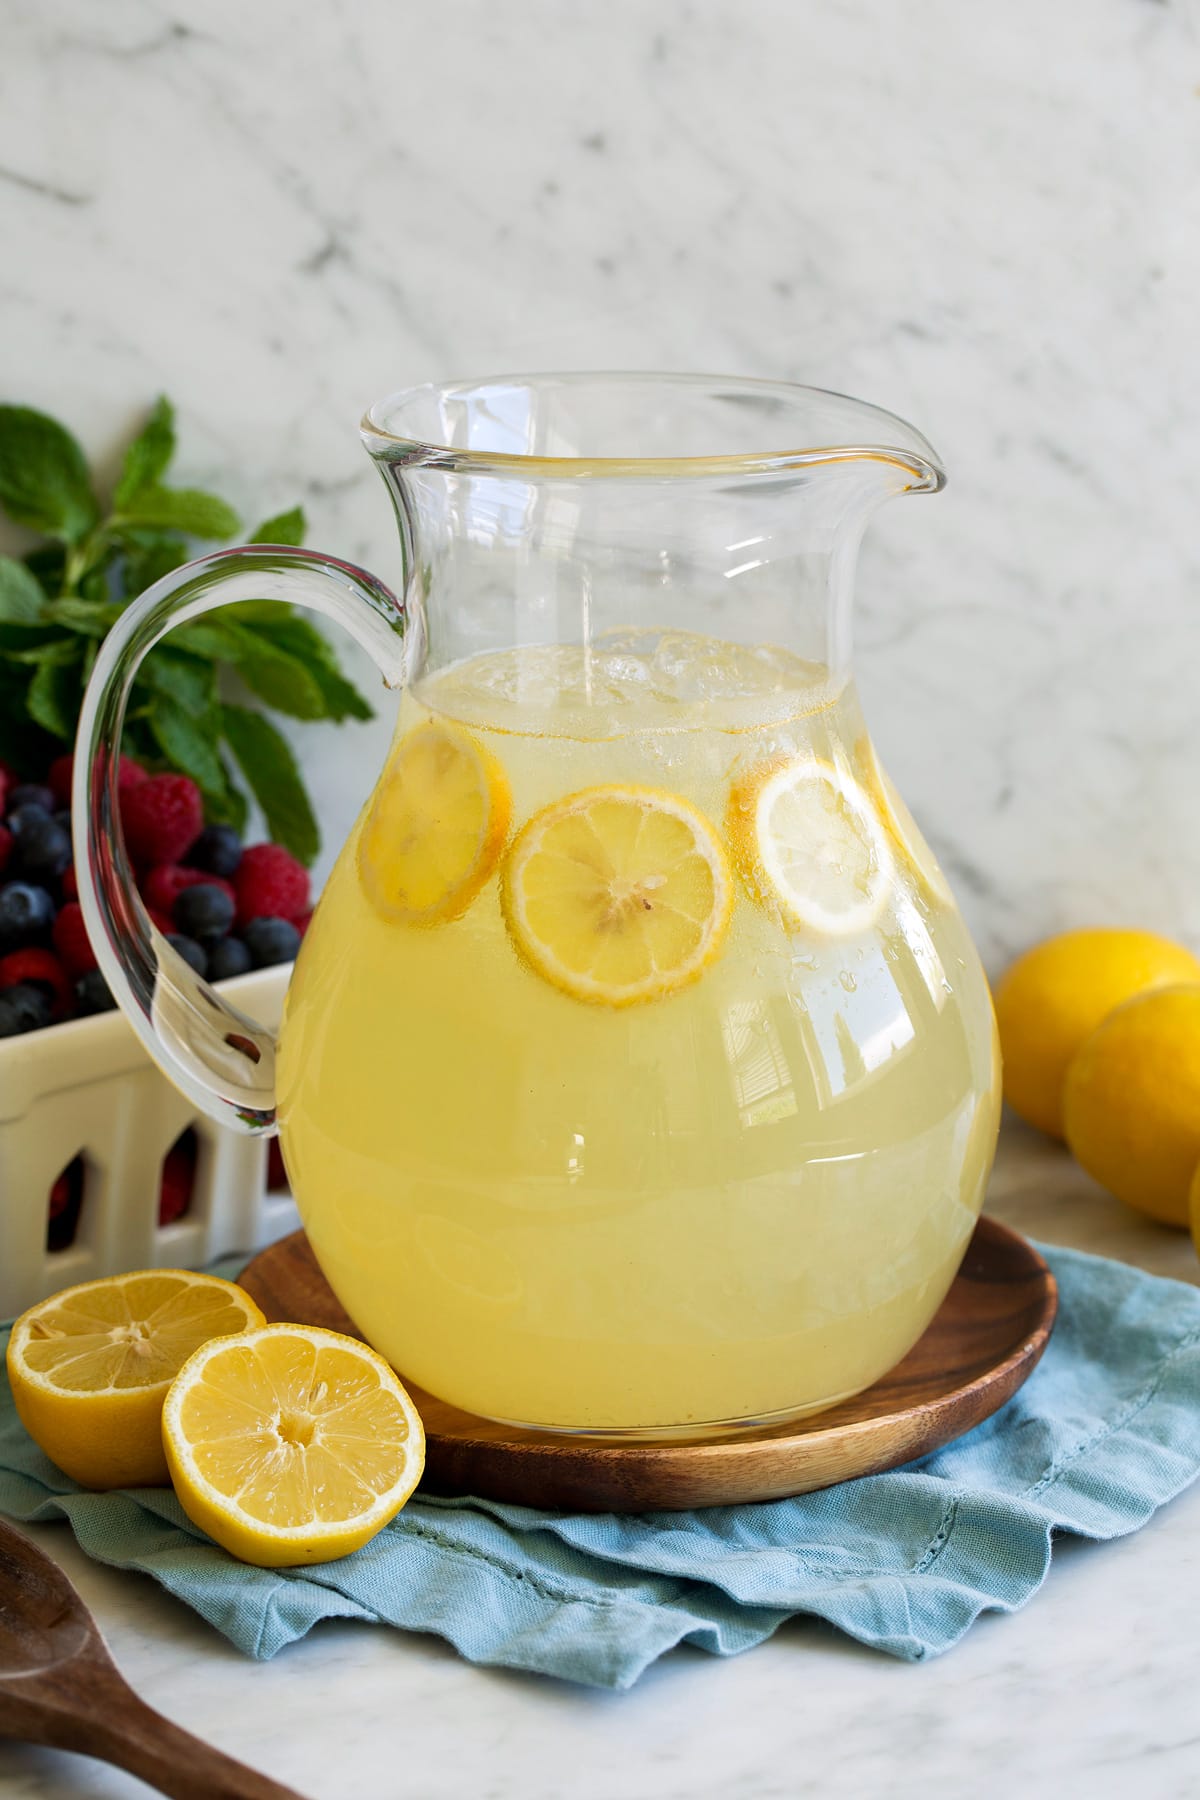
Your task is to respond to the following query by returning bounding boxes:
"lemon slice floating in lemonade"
[729,755,893,937]
[6,1270,265,1489]
[502,784,732,1007]
[162,1324,425,1567]
[359,719,512,924]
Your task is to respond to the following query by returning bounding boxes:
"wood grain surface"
[239,1216,1056,1513]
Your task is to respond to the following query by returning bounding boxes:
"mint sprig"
[0,397,374,864]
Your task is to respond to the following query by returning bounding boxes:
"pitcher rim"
[360,371,946,489]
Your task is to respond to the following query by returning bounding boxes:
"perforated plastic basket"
[0,965,297,1318]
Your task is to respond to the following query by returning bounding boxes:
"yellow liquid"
[277,634,1000,1434]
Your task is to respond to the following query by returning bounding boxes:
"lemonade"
[277,631,1000,1434]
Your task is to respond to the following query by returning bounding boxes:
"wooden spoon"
[0,1517,306,1798]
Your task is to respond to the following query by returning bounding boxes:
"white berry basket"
[0,964,298,1319]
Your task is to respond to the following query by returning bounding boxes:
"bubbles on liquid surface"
[423,630,837,736]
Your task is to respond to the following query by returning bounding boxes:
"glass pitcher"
[76,374,1001,1439]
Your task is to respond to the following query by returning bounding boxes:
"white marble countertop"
[2,1124,1198,1800]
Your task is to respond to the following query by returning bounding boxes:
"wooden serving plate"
[239,1216,1056,1513]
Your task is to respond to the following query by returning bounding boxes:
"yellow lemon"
[1188,1162,1200,1262]
[854,736,953,907]
[993,929,1200,1139]
[162,1324,425,1568]
[728,756,893,938]
[502,784,732,1007]
[1063,985,1200,1227]
[359,719,511,924]
[6,1271,265,1489]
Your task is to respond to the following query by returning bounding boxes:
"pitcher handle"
[73,545,407,1135]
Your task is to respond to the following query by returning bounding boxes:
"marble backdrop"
[1,0,1195,968]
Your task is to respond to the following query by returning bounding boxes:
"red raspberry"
[50,752,146,808]
[0,761,18,815]
[147,908,175,936]
[141,864,235,917]
[52,902,98,977]
[159,1133,197,1225]
[61,863,77,899]
[0,948,73,1019]
[120,774,203,866]
[47,755,74,807]
[0,826,11,876]
[295,908,313,937]
[266,1139,288,1192]
[235,843,310,927]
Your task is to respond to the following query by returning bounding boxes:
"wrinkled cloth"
[2,1243,1197,1690]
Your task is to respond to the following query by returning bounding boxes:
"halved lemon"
[359,719,511,924]
[854,736,953,907]
[728,755,893,937]
[502,784,732,1007]
[162,1324,425,1567]
[6,1270,265,1490]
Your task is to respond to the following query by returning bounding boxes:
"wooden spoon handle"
[12,1686,308,1800]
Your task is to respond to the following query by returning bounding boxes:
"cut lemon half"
[502,785,732,1007]
[729,755,893,937]
[359,719,511,924]
[854,736,953,907]
[6,1270,265,1490]
[162,1324,425,1567]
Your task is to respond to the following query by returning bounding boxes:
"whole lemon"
[993,928,1200,1138]
[1063,985,1200,1227]
[1189,1161,1200,1261]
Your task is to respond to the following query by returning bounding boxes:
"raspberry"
[0,947,72,1019]
[120,774,203,866]
[141,864,235,917]
[52,751,147,806]
[266,1139,288,1191]
[234,843,309,927]
[147,908,175,937]
[0,826,11,875]
[52,902,98,977]
[61,863,77,899]
[159,1132,197,1226]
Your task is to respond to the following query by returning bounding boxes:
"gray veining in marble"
[3,0,1199,976]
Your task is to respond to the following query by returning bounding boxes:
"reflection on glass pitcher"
[76,374,1000,1439]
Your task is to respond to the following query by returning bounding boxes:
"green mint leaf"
[221,703,319,864]
[173,617,330,720]
[223,605,373,721]
[249,506,306,546]
[121,532,189,598]
[0,622,73,660]
[116,486,240,541]
[236,644,327,721]
[0,556,47,623]
[114,396,176,508]
[26,650,82,739]
[149,696,230,799]
[0,405,100,542]
[44,598,124,637]
[23,541,67,596]
[140,648,217,717]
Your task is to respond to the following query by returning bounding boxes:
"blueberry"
[207,935,252,981]
[0,883,57,949]
[0,981,53,1036]
[243,916,301,968]
[174,882,235,941]
[7,807,72,882]
[166,933,208,978]
[185,824,243,879]
[74,969,116,1015]
[54,809,73,837]
[7,783,56,816]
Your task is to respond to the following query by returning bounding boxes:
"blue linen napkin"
[2,1243,1198,1690]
